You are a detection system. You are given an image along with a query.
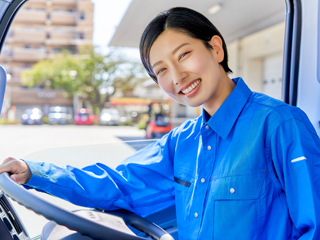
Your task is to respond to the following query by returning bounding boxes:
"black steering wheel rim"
[0,172,174,240]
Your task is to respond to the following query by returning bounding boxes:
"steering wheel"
[0,173,174,240]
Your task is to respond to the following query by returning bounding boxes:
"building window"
[23,64,32,68]
[53,9,64,13]
[79,12,86,20]
[78,33,85,39]
[52,48,62,53]
[46,33,51,39]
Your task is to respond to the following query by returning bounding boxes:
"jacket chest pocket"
[212,172,266,240]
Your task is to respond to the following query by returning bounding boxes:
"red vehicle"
[74,108,94,125]
[146,119,172,139]
[146,102,172,139]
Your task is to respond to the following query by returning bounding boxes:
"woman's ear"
[208,35,224,63]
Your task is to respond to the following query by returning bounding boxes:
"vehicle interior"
[0,0,319,239]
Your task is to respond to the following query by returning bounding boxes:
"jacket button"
[201,178,205,183]
[194,212,198,218]
[206,125,210,129]
[230,188,235,194]
[207,145,212,150]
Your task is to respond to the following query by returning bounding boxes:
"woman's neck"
[203,73,236,117]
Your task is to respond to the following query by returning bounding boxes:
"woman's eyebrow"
[172,43,190,55]
[152,61,163,70]
[152,43,190,70]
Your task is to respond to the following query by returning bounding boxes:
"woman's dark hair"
[140,7,233,83]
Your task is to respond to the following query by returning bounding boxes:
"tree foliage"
[22,46,147,113]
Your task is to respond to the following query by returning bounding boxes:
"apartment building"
[0,0,94,118]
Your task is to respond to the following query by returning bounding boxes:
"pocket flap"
[212,172,265,200]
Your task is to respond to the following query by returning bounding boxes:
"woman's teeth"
[182,79,201,94]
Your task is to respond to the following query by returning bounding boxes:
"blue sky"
[91,0,140,60]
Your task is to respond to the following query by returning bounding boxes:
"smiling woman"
[0,3,320,240]
[136,6,320,239]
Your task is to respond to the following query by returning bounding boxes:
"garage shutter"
[262,54,283,100]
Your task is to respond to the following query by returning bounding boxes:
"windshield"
[49,107,67,114]
[78,113,89,117]
[0,124,152,238]
[101,110,119,115]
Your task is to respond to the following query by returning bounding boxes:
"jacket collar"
[201,77,252,139]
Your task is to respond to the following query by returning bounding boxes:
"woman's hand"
[0,157,32,184]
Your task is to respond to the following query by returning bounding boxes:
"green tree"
[112,62,147,97]
[22,46,146,113]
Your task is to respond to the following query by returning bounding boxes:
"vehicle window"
[0,0,286,238]
[78,113,89,117]
[49,107,67,113]
[8,139,153,237]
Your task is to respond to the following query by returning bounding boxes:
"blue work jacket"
[24,78,320,239]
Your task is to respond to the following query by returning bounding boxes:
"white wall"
[228,22,285,94]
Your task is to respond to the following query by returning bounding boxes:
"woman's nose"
[172,67,187,85]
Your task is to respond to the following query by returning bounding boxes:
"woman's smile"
[179,79,202,97]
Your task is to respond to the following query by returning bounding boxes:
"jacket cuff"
[22,159,47,189]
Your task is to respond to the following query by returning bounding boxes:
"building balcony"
[77,20,93,28]
[7,79,22,88]
[46,31,77,45]
[46,38,74,45]
[0,53,7,61]
[9,48,47,62]
[77,0,94,10]
[14,9,46,23]
[72,39,92,45]
[51,32,75,40]
[51,12,77,25]
[27,0,47,4]
[11,67,30,78]
[45,38,92,46]
[7,29,46,43]
[51,0,77,6]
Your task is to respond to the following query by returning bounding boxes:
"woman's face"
[149,30,233,115]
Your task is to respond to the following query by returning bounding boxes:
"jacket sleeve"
[23,130,178,217]
[269,116,320,239]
